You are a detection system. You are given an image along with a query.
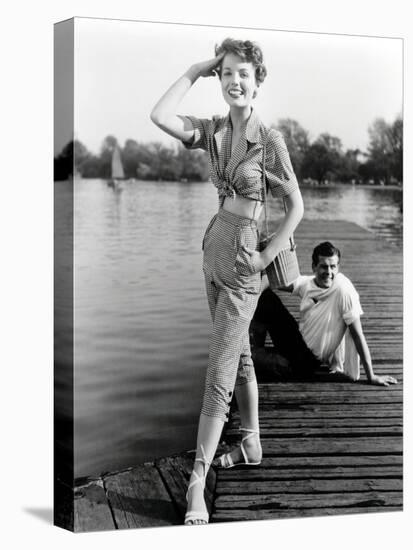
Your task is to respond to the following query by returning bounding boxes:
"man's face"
[312,255,340,289]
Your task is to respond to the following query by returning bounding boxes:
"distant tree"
[358,158,379,183]
[316,133,343,156]
[301,133,343,184]
[273,119,310,179]
[365,116,403,184]
[176,146,209,181]
[336,149,362,183]
[101,135,119,152]
[73,140,92,176]
[136,162,153,180]
[147,142,181,181]
[80,154,102,178]
[389,116,403,183]
[122,139,140,178]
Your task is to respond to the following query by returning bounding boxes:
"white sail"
[111,146,124,179]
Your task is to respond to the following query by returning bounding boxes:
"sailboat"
[108,146,125,189]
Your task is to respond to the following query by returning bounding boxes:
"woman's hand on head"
[190,53,225,79]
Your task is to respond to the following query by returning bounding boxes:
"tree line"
[54,115,402,185]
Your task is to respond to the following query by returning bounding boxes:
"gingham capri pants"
[201,208,262,422]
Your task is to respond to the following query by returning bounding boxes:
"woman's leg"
[185,413,224,524]
[216,336,262,466]
[234,380,262,462]
[185,275,227,524]
[186,281,258,521]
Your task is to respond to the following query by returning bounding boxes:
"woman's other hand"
[242,246,268,274]
[244,233,284,273]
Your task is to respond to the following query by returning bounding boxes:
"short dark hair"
[312,242,341,266]
[214,38,267,85]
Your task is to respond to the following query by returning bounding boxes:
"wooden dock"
[72,219,403,531]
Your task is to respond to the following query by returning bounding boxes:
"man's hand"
[369,374,398,386]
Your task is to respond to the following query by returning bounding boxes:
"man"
[251,241,397,386]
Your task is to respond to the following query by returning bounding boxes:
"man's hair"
[214,38,267,85]
[312,241,341,266]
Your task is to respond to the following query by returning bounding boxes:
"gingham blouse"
[182,108,298,202]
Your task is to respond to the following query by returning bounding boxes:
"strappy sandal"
[184,444,210,525]
[218,428,261,469]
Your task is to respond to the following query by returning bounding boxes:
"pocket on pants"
[202,214,217,251]
[235,227,259,277]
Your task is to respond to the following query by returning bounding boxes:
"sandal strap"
[194,443,210,467]
[187,470,205,493]
[239,428,260,464]
[239,427,259,435]
[187,444,210,496]
[219,452,234,468]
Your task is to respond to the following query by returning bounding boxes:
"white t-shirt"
[292,272,363,379]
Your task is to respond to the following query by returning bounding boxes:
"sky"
[55,17,402,156]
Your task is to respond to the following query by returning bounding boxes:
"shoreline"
[63,177,403,192]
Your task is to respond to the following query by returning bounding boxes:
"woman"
[151,38,304,525]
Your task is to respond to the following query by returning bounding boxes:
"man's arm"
[348,318,398,386]
[259,274,295,294]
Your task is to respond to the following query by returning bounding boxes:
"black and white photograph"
[4,2,410,548]
[53,16,403,532]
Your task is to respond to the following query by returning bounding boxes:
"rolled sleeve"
[266,130,299,198]
[341,285,364,325]
[292,275,310,298]
[181,115,211,151]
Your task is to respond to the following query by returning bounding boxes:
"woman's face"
[220,53,258,108]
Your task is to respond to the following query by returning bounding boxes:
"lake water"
[57,179,402,477]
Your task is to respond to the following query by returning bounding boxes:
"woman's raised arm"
[150,54,224,143]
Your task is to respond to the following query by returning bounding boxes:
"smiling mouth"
[228,89,243,98]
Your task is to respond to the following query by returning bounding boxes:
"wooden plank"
[256,383,402,392]
[237,405,403,416]
[259,399,402,408]
[258,394,402,404]
[212,506,403,522]
[219,466,402,481]
[155,454,192,520]
[226,426,403,437]
[214,491,403,510]
[257,403,403,411]
[74,480,115,532]
[262,437,402,455]
[155,453,216,520]
[216,478,403,494]
[251,455,403,468]
[258,388,402,396]
[104,462,180,528]
[228,418,403,429]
